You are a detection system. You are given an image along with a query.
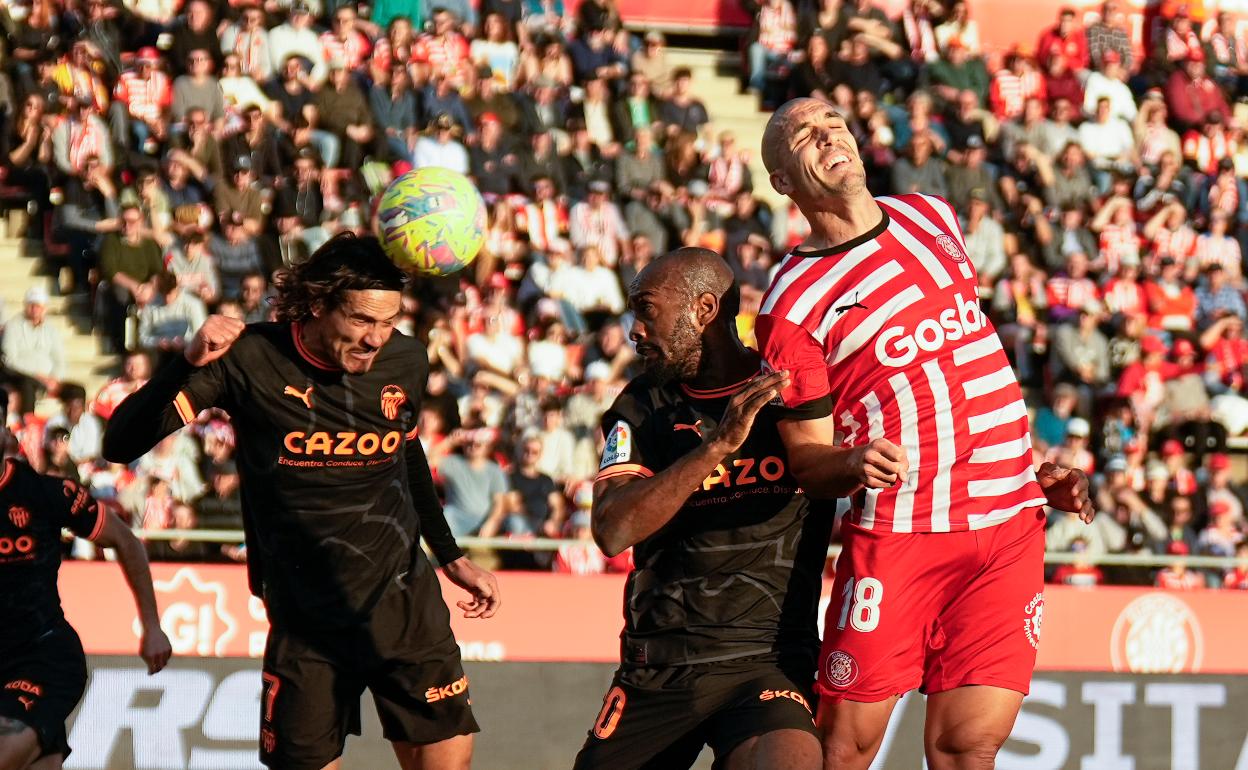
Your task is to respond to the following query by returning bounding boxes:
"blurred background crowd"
[0,0,1246,587]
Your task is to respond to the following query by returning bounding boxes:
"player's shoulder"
[228,322,289,357]
[876,192,960,226]
[605,377,677,429]
[379,330,430,372]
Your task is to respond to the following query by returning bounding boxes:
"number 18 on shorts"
[817,512,1046,702]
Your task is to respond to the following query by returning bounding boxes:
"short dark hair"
[673,66,692,80]
[60,382,87,403]
[272,232,406,323]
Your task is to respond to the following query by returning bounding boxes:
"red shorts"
[816,508,1046,703]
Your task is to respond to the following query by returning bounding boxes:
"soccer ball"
[376,167,486,275]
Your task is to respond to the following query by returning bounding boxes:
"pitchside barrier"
[57,563,1248,770]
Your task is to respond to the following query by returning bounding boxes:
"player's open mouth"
[824,155,851,170]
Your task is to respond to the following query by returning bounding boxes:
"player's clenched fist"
[849,438,908,489]
[707,370,790,454]
[185,315,246,367]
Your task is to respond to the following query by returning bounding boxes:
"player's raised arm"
[755,312,907,499]
[592,371,789,557]
[92,510,173,674]
[103,315,243,463]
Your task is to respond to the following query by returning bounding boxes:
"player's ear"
[693,291,719,329]
[769,170,791,196]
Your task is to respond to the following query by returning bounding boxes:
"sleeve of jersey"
[405,436,464,566]
[103,349,234,464]
[49,477,107,542]
[754,312,833,421]
[594,395,657,483]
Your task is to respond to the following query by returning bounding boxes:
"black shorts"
[259,564,479,770]
[573,656,818,770]
[0,619,88,761]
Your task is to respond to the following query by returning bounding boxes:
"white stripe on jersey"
[880,195,974,281]
[922,361,955,532]
[888,372,920,533]
[815,258,903,343]
[967,399,1029,435]
[962,365,1017,400]
[860,391,885,530]
[969,435,1033,464]
[968,496,1049,530]
[830,284,925,365]
[761,256,817,315]
[953,335,1001,366]
[917,194,967,250]
[782,241,881,327]
[882,212,955,290]
[968,467,1036,498]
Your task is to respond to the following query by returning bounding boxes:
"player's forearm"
[404,439,464,566]
[113,532,162,630]
[103,356,196,463]
[788,444,867,499]
[592,440,733,557]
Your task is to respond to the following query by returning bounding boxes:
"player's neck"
[801,195,884,252]
[684,331,758,392]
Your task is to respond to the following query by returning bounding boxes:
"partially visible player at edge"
[756,97,1095,770]
[0,384,172,770]
[575,248,826,770]
[103,233,499,770]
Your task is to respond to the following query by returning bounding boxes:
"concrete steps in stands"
[0,227,114,415]
[666,47,785,208]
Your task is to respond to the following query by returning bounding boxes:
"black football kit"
[105,323,477,770]
[0,463,105,760]
[573,375,833,769]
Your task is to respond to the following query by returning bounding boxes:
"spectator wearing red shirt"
[1224,543,1248,589]
[1118,333,1180,434]
[1161,439,1200,496]
[1144,256,1197,333]
[1182,114,1235,177]
[91,352,152,421]
[1201,314,1248,393]
[319,5,372,72]
[1046,250,1101,324]
[1036,7,1089,72]
[1165,50,1231,131]
[1050,538,1104,586]
[749,0,798,94]
[413,7,471,82]
[1103,256,1148,317]
[111,47,173,153]
[1155,542,1206,589]
[990,51,1046,121]
[1043,54,1084,108]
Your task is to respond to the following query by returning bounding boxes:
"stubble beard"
[641,314,704,386]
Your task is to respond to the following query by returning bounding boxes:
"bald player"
[574,248,829,770]
[754,97,1094,770]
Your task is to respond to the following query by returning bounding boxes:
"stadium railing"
[125,529,1243,570]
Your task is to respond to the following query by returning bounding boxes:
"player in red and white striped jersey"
[757,98,1094,770]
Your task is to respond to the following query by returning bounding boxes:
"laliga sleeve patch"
[600,421,633,469]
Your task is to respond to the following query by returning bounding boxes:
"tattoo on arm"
[0,716,31,736]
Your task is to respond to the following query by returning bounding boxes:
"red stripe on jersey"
[757,194,1046,534]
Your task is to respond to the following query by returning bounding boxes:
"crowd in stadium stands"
[0,0,1247,586]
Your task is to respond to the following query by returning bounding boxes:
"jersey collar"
[791,209,890,258]
[291,323,342,372]
[680,376,752,399]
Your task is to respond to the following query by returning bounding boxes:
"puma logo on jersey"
[283,385,314,409]
[674,420,703,436]
[834,292,868,316]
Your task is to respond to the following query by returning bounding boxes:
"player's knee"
[925,725,1009,770]
[0,721,41,770]
[819,729,886,769]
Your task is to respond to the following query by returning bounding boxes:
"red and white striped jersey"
[756,194,1047,534]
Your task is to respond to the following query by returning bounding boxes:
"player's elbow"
[101,431,140,465]
[591,510,628,557]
